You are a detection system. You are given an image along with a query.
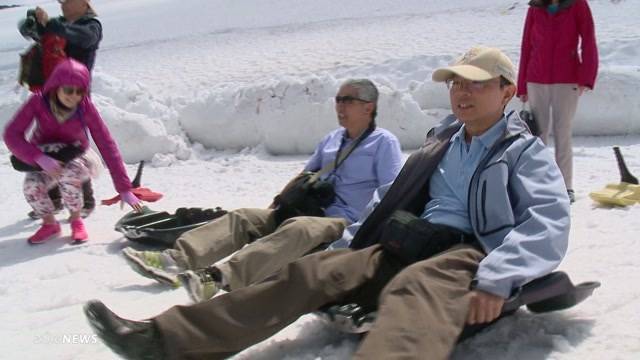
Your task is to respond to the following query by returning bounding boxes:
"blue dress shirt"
[421,117,507,233]
[304,127,403,223]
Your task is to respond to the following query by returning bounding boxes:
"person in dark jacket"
[32,0,103,218]
[83,47,570,360]
[517,0,598,203]
[35,0,102,71]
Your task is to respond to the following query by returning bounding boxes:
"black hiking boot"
[84,300,165,360]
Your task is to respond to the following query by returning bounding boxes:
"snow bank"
[0,0,638,162]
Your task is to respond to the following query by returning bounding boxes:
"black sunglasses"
[335,95,371,104]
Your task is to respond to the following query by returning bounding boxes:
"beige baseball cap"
[432,46,516,85]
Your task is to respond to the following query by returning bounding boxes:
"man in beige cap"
[84,46,570,360]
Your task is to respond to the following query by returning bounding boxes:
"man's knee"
[279,216,346,239]
[228,208,254,220]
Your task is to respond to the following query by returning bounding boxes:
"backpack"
[18,43,45,90]
[18,34,67,92]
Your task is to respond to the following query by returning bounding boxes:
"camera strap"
[309,126,375,183]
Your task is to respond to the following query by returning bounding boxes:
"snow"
[0,0,639,359]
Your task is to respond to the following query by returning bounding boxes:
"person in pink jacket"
[517,0,598,203]
[3,59,143,244]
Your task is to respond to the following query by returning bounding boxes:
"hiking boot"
[28,203,63,220]
[178,267,223,303]
[81,180,95,218]
[122,248,183,287]
[70,218,89,243]
[84,300,165,360]
[567,189,576,204]
[80,205,95,218]
[28,222,61,244]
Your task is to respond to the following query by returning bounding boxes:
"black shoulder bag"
[380,210,478,265]
[273,127,374,225]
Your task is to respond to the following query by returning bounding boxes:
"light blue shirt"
[304,127,403,223]
[421,117,507,233]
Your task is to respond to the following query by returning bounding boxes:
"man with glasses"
[85,47,570,360]
[121,79,403,298]
[31,0,102,219]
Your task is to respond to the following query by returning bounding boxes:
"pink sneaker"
[28,222,61,244]
[70,218,89,243]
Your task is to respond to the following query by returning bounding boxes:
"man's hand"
[466,290,505,325]
[35,7,49,26]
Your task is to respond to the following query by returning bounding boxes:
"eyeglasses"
[445,78,499,92]
[335,95,371,104]
[60,86,86,97]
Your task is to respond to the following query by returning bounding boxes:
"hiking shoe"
[28,205,63,220]
[122,248,182,287]
[84,300,165,360]
[567,189,576,204]
[28,222,61,244]
[70,218,89,243]
[178,267,222,303]
[80,206,95,219]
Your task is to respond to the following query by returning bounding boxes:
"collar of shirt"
[449,115,508,153]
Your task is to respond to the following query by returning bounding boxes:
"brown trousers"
[166,208,347,288]
[155,244,485,360]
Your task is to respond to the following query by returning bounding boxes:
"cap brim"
[432,65,495,83]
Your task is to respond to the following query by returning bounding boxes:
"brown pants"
[166,208,346,282]
[165,208,278,269]
[155,244,485,360]
[217,215,347,290]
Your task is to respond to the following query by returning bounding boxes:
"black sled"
[317,271,600,340]
[115,206,227,248]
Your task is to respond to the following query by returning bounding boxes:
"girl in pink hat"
[3,59,142,244]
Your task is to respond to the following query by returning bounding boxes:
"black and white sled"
[316,271,599,340]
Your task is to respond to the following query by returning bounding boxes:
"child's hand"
[120,191,143,212]
[35,154,62,177]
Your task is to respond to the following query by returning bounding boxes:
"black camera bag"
[380,210,477,265]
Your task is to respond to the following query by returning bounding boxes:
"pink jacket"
[3,59,132,193]
[517,0,598,96]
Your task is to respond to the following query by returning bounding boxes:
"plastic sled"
[102,161,164,206]
[589,183,640,206]
[590,147,639,206]
[316,271,600,340]
[115,206,227,247]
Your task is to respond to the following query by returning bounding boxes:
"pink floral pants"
[23,159,90,217]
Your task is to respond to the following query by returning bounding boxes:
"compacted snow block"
[590,147,640,206]
[115,206,227,247]
[317,271,600,339]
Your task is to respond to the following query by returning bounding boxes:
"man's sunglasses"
[61,86,86,97]
[335,95,371,104]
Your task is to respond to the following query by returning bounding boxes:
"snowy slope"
[0,0,639,359]
[1,0,639,161]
